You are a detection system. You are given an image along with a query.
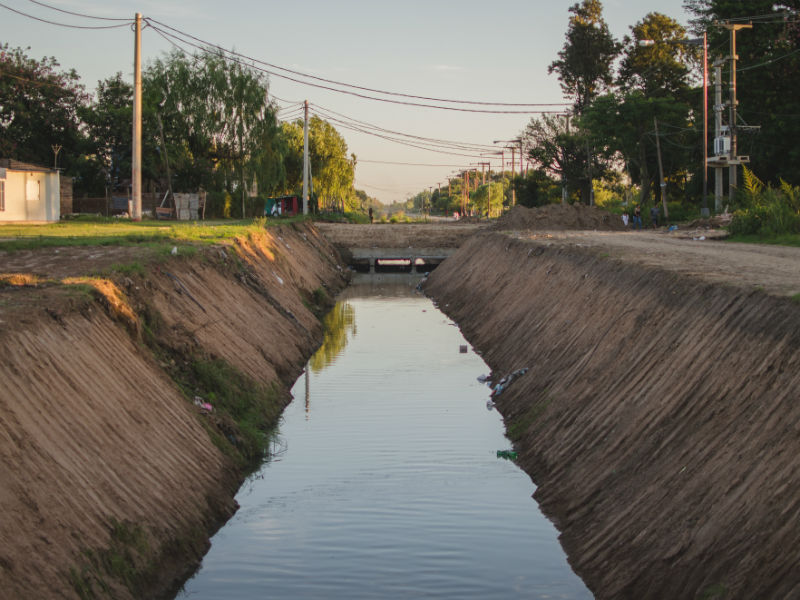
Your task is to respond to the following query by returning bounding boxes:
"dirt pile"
[424,231,800,599]
[0,222,347,599]
[491,203,626,231]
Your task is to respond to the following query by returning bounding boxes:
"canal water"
[179,282,590,599]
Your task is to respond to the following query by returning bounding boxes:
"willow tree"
[143,50,284,214]
[281,116,356,212]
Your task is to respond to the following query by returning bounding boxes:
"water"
[180,282,591,599]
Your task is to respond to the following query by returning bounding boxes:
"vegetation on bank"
[0,215,308,252]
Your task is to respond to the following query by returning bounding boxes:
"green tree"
[618,12,697,98]
[516,169,561,207]
[548,0,620,115]
[281,116,356,211]
[0,44,87,178]
[523,114,590,203]
[582,92,692,206]
[79,72,132,192]
[143,50,284,215]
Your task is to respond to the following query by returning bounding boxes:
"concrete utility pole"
[713,61,724,212]
[131,12,142,220]
[702,31,709,217]
[724,23,752,205]
[302,100,310,215]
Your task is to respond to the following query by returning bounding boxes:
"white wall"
[0,170,60,222]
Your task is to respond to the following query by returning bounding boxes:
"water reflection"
[179,284,591,600]
[309,301,356,372]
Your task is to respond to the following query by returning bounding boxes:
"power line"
[315,114,487,158]
[24,0,130,21]
[0,1,131,28]
[312,104,500,151]
[146,17,567,109]
[357,159,473,167]
[145,20,561,114]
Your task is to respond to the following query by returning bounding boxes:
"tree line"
[525,0,800,215]
[408,0,800,221]
[0,44,377,217]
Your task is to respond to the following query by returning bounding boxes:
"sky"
[1,0,692,204]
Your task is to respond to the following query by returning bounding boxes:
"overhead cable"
[146,17,566,108]
[0,1,131,28]
[144,20,561,114]
[25,0,130,21]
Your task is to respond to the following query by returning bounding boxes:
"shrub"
[728,169,800,236]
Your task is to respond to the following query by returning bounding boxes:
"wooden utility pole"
[302,100,310,214]
[131,13,142,220]
[510,146,516,206]
[653,117,668,219]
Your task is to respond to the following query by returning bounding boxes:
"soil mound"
[491,203,626,231]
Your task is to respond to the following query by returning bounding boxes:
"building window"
[0,180,4,211]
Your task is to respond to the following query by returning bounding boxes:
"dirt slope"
[0,222,347,599]
[424,231,800,599]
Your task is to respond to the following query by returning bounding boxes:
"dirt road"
[506,230,800,297]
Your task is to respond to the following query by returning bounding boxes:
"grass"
[169,356,284,468]
[506,396,551,442]
[0,215,310,252]
[726,232,800,247]
[68,519,152,600]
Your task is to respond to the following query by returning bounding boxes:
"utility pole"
[302,100,310,215]
[653,117,668,219]
[561,113,571,205]
[702,31,709,217]
[724,22,752,205]
[586,139,594,206]
[510,146,516,207]
[713,60,724,212]
[131,12,142,220]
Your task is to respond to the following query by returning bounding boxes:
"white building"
[0,159,62,223]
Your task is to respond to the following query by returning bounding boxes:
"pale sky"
[1,0,691,203]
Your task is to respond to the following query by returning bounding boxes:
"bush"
[204,191,233,219]
[729,186,800,236]
[664,202,701,223]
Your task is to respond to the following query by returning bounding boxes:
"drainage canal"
[179,281,590,599]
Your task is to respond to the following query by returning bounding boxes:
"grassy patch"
[506,397,551,442]
[0,216,309,252]
[68,519,152,599]
[726,232,800,247]
[700,583,728,599]
[183,357,284,467]
[106,262,146,277]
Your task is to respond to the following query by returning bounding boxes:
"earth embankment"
[0,222,347,599]
[424,230,800,599]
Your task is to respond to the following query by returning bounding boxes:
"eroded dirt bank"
[424,231,800,599]
[0,222,347,599]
